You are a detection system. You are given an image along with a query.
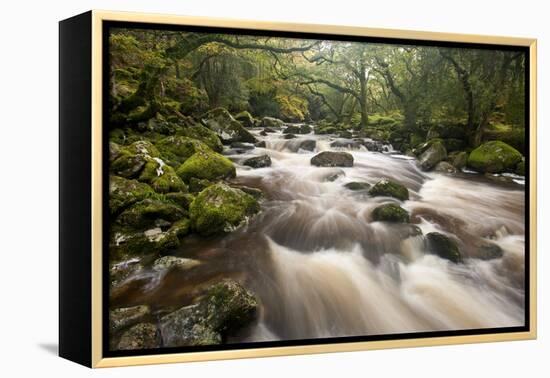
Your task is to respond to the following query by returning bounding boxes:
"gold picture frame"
[59,10,537,368]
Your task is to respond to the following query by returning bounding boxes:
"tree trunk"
[358,65,368,128]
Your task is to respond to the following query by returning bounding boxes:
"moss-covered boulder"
[425,232,462,263]
[110,227,180,257]
[449,151,469,170]
[371,204,410,223]
[260,116,284,128]
[477,241,503,260]
[311,151,354,167]
[117,323,159,350]
[111,141,161,178]
[159,279,258,347]
[178,124,223,152]
[156,136,210,165]
[138,158,188,193]
[109,175,154,215]
[234,111,255,128]
[189,183,260,236]
[344,182,371,191]
[110,305,151,334]
[176,150,236,182]
[467,141,522,173]
[419,140,447,171]
[243,154,272,168]
[188,177,214,193]
[116,199,186,229]
[368,179,409,201]
[203,107,257,144]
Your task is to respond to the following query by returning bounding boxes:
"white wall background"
[0,0,547,376]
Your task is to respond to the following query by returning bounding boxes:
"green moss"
[369,179,409,201]
[167,218,191,239]
[516,160,525,176]
[109,175,154,215]
[189,183,260,235]
[483,127,525,153]
[425,232,462,263]
[156,136,210,166]
[467,141,522,173]
[234,111,255,127]
[116,198,187,229]
[371,203,410,223]
[178,125,223,153]
[176,150,236,182]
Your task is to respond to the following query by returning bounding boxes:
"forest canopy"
[109,27,526,154]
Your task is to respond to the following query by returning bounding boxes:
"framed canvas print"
[59,10,537,368]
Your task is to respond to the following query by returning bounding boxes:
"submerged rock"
[371,203,410,223]
[255,140,267,148]
[176,150,236,182]
[159,279,258,347]
[425,232,462,263]
[419,140,447,171]
[243,154,272,168]
[110,305,151,334]
[467,141,522,173]
[284,133,297,139]
[153,256,201,272]
[344,182,371,191]
[117,323,159,350]
[311,151,354,167]
[477,241,504,260]
[369,179,409,201]
[189,183,260,236]
[434,161,457,174]
[298,140,316,151]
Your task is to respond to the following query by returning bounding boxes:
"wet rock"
[264,127,276,133]
[299,124,312,134]
[311,151,354,167]
[202,107,257,144]
[467,141,522,174]
[159,279,258,347]
[283,125,300,134]
[261,116,284,128]
[116,199,186,229]
[176,150,236,182]
[156,135,210,165]
[322,169,345,182]
[243,154,272,168]
[230,142,255,150]
[117,323,159,350]
[369,179,409,201]
[371,204,410,223]
[449,151,469,170]
[259,130,268,136]
[189,183,260,236]
[153,256,201,272]
[234,111,255,128]
[110,305,151,334]
[109,175,154,215]
[110,227,180,257]
[330,139,362,149]
[434,161,457,174]
[110,258,144,288]
[477,241,504,260]
[298,140,316,151]
[255,140,267,148]
[419,140,447,171]
[344,182,371,191]
[284,133,297,139]
[425,232,462,263]
[361,139,385,152]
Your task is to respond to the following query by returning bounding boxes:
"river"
[110,126,526,342]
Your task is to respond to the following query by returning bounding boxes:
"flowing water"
[111,126,526,342]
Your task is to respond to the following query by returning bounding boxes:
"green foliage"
[275,94,309,122]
